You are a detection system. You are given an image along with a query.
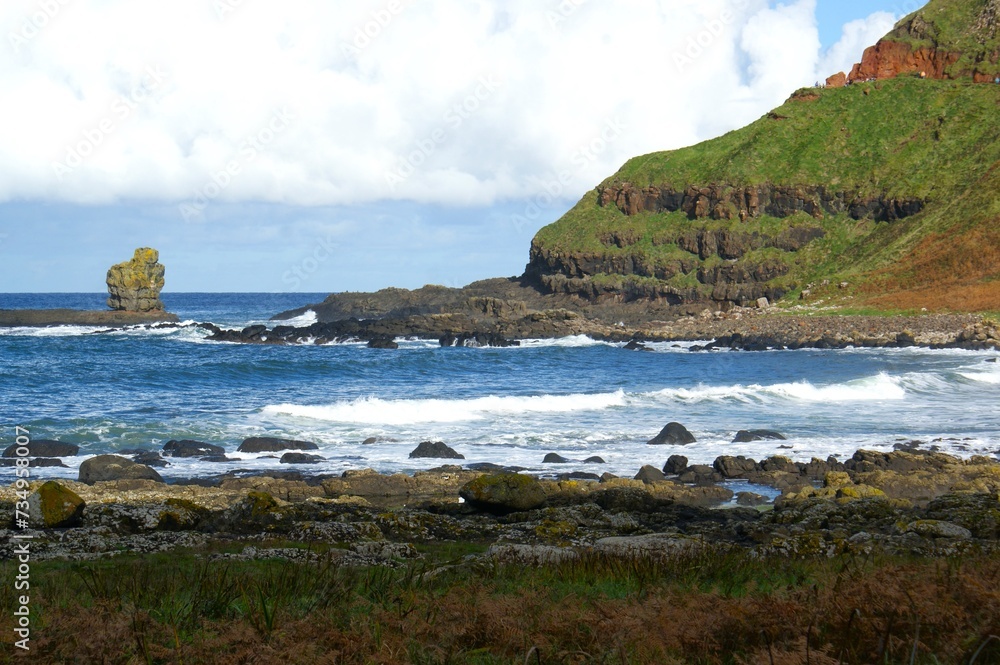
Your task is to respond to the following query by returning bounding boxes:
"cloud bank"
[0,0,897,211]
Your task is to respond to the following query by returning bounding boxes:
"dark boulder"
[543,453,569,464]
[583,456,606,464]
[2,439,80,458]
[634,465,666,483]
[237,437,319,453]
[409,441,465,459]
[759,456,798,473]
[732,429,786,443]
[736,491,768,507]
[280,452,326,464]
[647,422,696,445]
[79,454,164,484]
[713,455,759,479]
[678,464,723,485]
[623,340,653,352]
[663,455,689,475]
[163,439,226,457]
[362,437,378,445]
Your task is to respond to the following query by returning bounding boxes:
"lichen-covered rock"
[106,247,166,312]
[26,481,85,528]
[460,473,546,513]
[79,455,164,484]
[900,519,973,540]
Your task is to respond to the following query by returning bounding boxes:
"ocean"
[1,293,998,485]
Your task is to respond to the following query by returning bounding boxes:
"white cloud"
[819,11,898,80]
[0,0,891,209]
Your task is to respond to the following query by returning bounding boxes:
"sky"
[0,0,911,293]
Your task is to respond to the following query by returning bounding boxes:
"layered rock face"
[522,181,926,306]
[596,183,924,223]
[107,248,166,312]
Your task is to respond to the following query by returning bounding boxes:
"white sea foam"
[263,390,630,424]
[960,363,1000,384]
[762,373,906,402]
[0,324,106,336]
[280,309,318,327]
[264,372,916,428]
[517,335,614,348]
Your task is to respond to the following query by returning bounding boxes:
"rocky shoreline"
[3,446,998,563]
[195,308,1000,352]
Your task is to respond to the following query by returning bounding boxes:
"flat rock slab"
[0,309,178,327]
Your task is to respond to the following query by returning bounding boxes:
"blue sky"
[0,0,906,293]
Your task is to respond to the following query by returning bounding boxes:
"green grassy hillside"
[530,75,1000,311]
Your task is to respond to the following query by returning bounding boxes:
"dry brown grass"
[860,223,1000,311]
[4,554,1000,664]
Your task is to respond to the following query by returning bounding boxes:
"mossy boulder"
[106,247,166,312]
[26,481,85,528]
[216,491,291,533]
[460,473,546,513]
[156,498,209,531]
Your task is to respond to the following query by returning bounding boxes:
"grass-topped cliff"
[527,0,1000,312]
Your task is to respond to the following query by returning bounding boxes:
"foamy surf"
[263,390,630,424]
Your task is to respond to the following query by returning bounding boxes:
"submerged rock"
[732,429,786,443]
[237,437,319,453]
[163,440,226,458]
[106,247,166,312]
[280,452,325,464]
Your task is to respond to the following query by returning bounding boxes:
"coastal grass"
[3,546,1000,663]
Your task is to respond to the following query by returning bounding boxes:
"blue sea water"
[1,293,998,483]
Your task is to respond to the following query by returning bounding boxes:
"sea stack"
[106,248,166,312]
